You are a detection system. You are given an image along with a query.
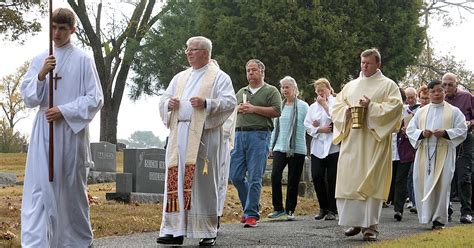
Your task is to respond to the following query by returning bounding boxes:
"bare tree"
[420,0,474,64]
[67,0,173,144]
[401,49,473,91]
[402,1,474,90]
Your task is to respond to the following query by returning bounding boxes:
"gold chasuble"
[332,70,402,201]
[415,102,452,202]
[166,64,219,212]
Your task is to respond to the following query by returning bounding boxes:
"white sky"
[0,2,473,142]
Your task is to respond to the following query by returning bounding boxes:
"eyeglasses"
[185,48,206,54]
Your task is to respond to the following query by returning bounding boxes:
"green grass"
[1,152,473,248]
[367,225,474,247]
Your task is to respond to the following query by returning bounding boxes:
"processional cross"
[48,0,55,182]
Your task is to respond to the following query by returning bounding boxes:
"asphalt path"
[94,202,467,247]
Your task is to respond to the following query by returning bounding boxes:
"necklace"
[426,137,438,175]
[54,45,74,76]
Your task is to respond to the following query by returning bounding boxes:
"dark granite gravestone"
[90,142,116,172]
[107,148,166,203]
[87,142,117,184]
[124,148,166,194]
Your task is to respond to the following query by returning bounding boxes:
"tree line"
[1,0,473,149]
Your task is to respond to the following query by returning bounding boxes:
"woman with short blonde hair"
[304,77,340,221]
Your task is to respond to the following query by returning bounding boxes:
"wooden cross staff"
[48,0,54,182]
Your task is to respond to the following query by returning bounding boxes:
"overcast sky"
[0,2,473,142]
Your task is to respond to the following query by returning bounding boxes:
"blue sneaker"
[267,210,286,219]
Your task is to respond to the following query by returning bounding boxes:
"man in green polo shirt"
[230,59,282,228]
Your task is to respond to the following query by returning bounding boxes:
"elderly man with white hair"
[157,36,236,246]
[405,87,420,113]
[443,72,473,224]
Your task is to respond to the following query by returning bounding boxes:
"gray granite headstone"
[90,142,116,172]
[124,148,166,194]
[0,172,16,186]
[116,173,133,193]
[22,144,28,153]
[298,157,315,198]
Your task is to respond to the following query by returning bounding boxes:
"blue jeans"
[230,130,271,219]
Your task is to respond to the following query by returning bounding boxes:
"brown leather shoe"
[363,232,378,241]
[344,227,361,236]
[362,227,379,241]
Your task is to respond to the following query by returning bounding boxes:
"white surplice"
[406,102,467,225]
[20,43,103,248]
[158,63,236,238]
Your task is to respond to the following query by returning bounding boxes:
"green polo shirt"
[235,83,282,130]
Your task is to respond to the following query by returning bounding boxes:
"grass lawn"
[1,152,317,247]
[1,152,473,247]
[368,225,474,247]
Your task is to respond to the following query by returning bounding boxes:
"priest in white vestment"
[157,36,236,246]
[20,8,103,248]
[406,80,467,230]
[332,48,402,241]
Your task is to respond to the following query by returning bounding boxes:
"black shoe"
[460,214,473,224]
[394,212,402,221]
[410,207,417,214]
[156,235,184,245]
[382,202,391,208]
[448,202,453,222]
[314,210,328,220]
[432,221,445,230]
[199,237,216,246]
[324,211,336,220]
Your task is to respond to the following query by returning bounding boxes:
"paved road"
[94,202,466,247]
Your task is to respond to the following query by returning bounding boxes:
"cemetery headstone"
[107,148,166,203]
[88,142,117,184]
[0,172,16,186]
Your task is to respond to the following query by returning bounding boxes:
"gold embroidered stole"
[166,64,219,212]
[417,102,453,202]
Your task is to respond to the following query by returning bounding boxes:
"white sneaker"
[287,211,296,221]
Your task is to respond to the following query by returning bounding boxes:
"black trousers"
[271,151,305,212]
[455,133,473,216]
[311,153,339,213]
[393,162,411,213]
[387,161,399,204]
[471,170,474,211]
[407,162,416,206]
